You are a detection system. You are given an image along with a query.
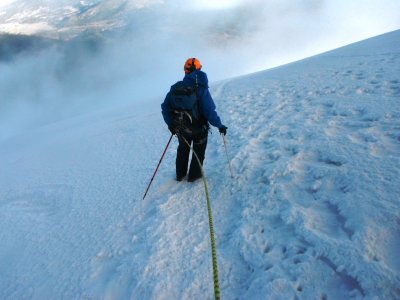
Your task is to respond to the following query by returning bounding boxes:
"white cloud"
[131,0,164,9]
[0,22,54,35]
[190,0,244,10]
[0,0,17,9]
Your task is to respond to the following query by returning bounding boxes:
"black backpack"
[169,81,204,132]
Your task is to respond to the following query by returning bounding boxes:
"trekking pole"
[143,134,174,200]
[221,134,234,178]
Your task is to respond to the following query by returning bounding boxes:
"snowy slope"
[1,30,400,299]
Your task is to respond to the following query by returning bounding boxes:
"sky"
[188,0,400,75]
[0,0,16,8]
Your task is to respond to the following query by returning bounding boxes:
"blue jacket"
[161,70,223,129]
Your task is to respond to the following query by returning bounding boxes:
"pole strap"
[179,134,221,300]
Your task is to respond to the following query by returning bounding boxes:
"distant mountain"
[0,33,59,61]
[1,0,258,45]
[0,0,142,62]
[0,0,162,39]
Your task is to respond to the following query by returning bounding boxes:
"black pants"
[176,130,208,180]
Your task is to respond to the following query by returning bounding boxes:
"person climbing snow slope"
[161,57,228,182]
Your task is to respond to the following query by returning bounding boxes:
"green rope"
[180,134,221,300]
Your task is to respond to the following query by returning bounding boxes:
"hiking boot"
[176,175,185,182]
[187,175,202,182]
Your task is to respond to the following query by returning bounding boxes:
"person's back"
[161,58,227,182]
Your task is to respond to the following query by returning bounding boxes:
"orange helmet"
[184,58,202,74]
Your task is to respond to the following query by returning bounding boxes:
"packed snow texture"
[1,30,400,299]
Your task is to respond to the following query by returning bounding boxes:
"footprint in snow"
[388,85,400,96]
[303,200,354,240]
[352,72,366,80]
[318,256,365,297]
[318,152,345,167]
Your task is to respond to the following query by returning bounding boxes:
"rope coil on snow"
[179,134,221,300]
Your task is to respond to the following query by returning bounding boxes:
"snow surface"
[1,30,400,299]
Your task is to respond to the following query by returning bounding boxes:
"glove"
[168,125,176,135]
[219,125,227,136]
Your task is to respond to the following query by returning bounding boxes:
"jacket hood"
[183,70,209,88]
